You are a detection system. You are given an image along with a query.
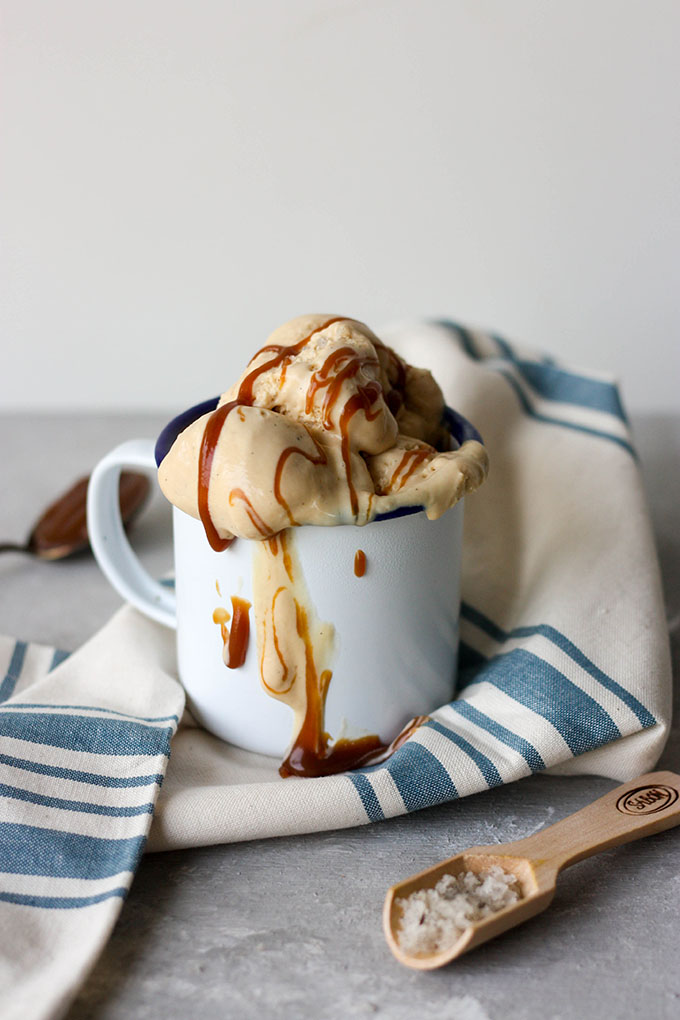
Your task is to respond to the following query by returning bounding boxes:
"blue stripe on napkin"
[461,603,656,728]
[438,319,627,419]
[347,773,384,822]
[0,752,164,788]
[423,719,504,787]
[346,590,657,823]
[0,641,27,703]
[0,887,128,909]
[504,359,628,420]
[49,649,70,672]
[460,648,621,754]
[6,703,180,724]
[435,319,634,454]
[0,782,155,817]
[447,700,546,772]
[497,369,635,456]
[380,742,458,810]
[0,822,146,879]
[0,674,176,911]
[0,711,173,757]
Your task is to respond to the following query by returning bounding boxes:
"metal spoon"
[0,472,150,561]
[383,769,680,970]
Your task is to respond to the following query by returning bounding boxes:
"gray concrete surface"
[1,412,678,1020]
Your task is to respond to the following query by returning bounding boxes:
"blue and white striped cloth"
[0,611,183,1020]
[0,320,671,1019]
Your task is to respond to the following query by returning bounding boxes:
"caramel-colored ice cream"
[158,314,488,544]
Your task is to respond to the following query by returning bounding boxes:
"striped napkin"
[0,320,671,1019]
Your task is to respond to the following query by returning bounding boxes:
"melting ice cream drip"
[253,529,425,778]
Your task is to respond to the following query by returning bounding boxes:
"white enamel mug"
[87,399,479,758]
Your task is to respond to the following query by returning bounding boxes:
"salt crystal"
[394,865,521,955]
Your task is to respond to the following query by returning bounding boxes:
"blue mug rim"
[155,398,483,523]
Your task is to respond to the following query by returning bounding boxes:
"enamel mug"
[87,400,478,757]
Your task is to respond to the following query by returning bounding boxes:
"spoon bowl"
[384,849,555,970]
[0,472,150,561]
[384,769,680,969]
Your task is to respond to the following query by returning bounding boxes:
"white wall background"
[2,0,679,414]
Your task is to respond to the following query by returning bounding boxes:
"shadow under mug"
[87,401,479,758]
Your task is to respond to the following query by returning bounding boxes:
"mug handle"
[87,439,177,629]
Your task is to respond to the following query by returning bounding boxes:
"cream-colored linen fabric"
[0,320,671,1019]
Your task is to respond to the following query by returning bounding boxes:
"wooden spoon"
[0,472,150,561]
[384,769,680,969]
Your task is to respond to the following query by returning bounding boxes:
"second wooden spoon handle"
[509,770,680,872]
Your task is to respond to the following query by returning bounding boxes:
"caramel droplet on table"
[354,549,367,577]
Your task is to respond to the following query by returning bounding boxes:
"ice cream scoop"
[158,314,488,545]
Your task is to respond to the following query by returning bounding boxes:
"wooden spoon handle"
[509,770,680,873]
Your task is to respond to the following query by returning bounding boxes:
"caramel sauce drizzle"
[229,488,270,537]
[305,346,380,428]
[240,316,347,402]
[338,380,383,516]
[198,317,347,547]
[383,447,432,494]
[198,402,238,551]
[280,689,428,779]
[354,549,366,577]
[227,596,251,668]
[196,317,416,548]
[266,535,290,579]
[213,595,252,669]
[280,536,294,582]
[256,533,423,779]
[260,585,296,695]
[273,435,328,528]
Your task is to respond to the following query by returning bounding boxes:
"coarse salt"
[395,865,521,955]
